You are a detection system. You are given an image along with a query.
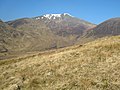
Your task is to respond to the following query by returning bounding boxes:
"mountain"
[0,13,95,60]
[0,35,120,90]
[34,13,95,36]
[8,13,95,37]
[7,13,95,49]
[77,17,120,44]
[85,18,120,38]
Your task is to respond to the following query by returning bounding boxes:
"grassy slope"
[0,36,120,90]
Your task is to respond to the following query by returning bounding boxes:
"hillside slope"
[0,19,57,60]
[77,17,120,44]
[0,35,120,90]
[0,20,27,59]
[84,18,120,38]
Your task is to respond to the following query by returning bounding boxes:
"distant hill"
[77,17,120,44]
[0,35,120,90]
[85,18,120,38]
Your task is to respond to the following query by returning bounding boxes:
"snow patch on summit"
[43,13,73,19]
[35,13,73,20]
[43,14,61,19]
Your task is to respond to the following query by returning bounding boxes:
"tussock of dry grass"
[0,36,120,90]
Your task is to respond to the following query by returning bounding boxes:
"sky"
[0,0,120,24]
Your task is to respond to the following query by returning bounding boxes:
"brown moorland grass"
[0,35,120,90]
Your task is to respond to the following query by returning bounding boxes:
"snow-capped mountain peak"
[35,13,73,20]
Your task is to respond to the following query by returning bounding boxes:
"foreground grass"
[0,36,120,90]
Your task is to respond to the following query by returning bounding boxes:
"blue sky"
[0,0,120,24]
